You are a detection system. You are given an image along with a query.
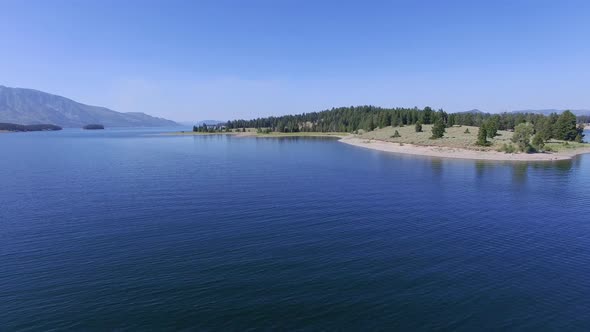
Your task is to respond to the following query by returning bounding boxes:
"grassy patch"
[358,125,589,152]
[544,140,589,152]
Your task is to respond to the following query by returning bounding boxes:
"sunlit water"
[1,128,590,330]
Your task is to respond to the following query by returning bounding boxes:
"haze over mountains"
[0,85,178,127]
[461,108,590,116]
[511,109,590,116]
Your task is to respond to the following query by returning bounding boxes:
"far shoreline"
[162,131,347,138]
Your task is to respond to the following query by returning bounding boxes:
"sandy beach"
[339,136,590,161]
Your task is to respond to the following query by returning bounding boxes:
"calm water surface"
[1,128,590,330]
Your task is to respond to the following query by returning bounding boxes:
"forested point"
[83,124,105,130]
[0,123,63,132]
[193,106,586,147]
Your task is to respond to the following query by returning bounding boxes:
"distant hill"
[0,85,178,127]
[196,120,225,126]
[458,109,485,114]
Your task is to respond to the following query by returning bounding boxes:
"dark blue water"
[2,128,590,330]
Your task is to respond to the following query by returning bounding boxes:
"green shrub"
[512,123,534,152]
[524,145,536,153]
[500,143,516,153]
[532,134,545,151]
[257,128,272,134]
[415,121,423,132]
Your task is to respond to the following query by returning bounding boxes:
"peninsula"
[174,106,589,161]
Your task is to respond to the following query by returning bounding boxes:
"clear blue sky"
[1,0,589,121]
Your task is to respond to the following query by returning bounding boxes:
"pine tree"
[555,110,578,141]
[431,119,446,139]
[485,116,499,138]
[476,126,488,146]
[423,107,433,124]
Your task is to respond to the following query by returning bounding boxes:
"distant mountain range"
[510,109,590,116]
[0,85,178,127]
[460,108,590,116]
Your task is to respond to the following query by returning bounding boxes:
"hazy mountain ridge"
[0,85,178,127]
[458,109,590,116]
[510,109,590,116]
[196,120,225,126]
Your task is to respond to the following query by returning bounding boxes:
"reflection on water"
[511,163,529,184]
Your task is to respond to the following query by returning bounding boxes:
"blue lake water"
[1,128,590,330]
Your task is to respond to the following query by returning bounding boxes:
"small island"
[0,123,62,132]
[83,124,105,130]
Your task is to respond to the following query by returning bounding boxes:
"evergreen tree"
[485,116,499,138]
[476,126,489,146]
[536,117,554,141]
[555,110,578,141]
[368,117,376,131]
[431,119,446,139]
[422,107,433,124]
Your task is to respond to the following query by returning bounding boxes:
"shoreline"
[163,131,347,138]
[164,130,590,162]
[339,136,590,162]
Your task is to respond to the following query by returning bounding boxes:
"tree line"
[474,110,585,148]
[221,106,446,133]
[194,106,586,145]
[218,106,583,132]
